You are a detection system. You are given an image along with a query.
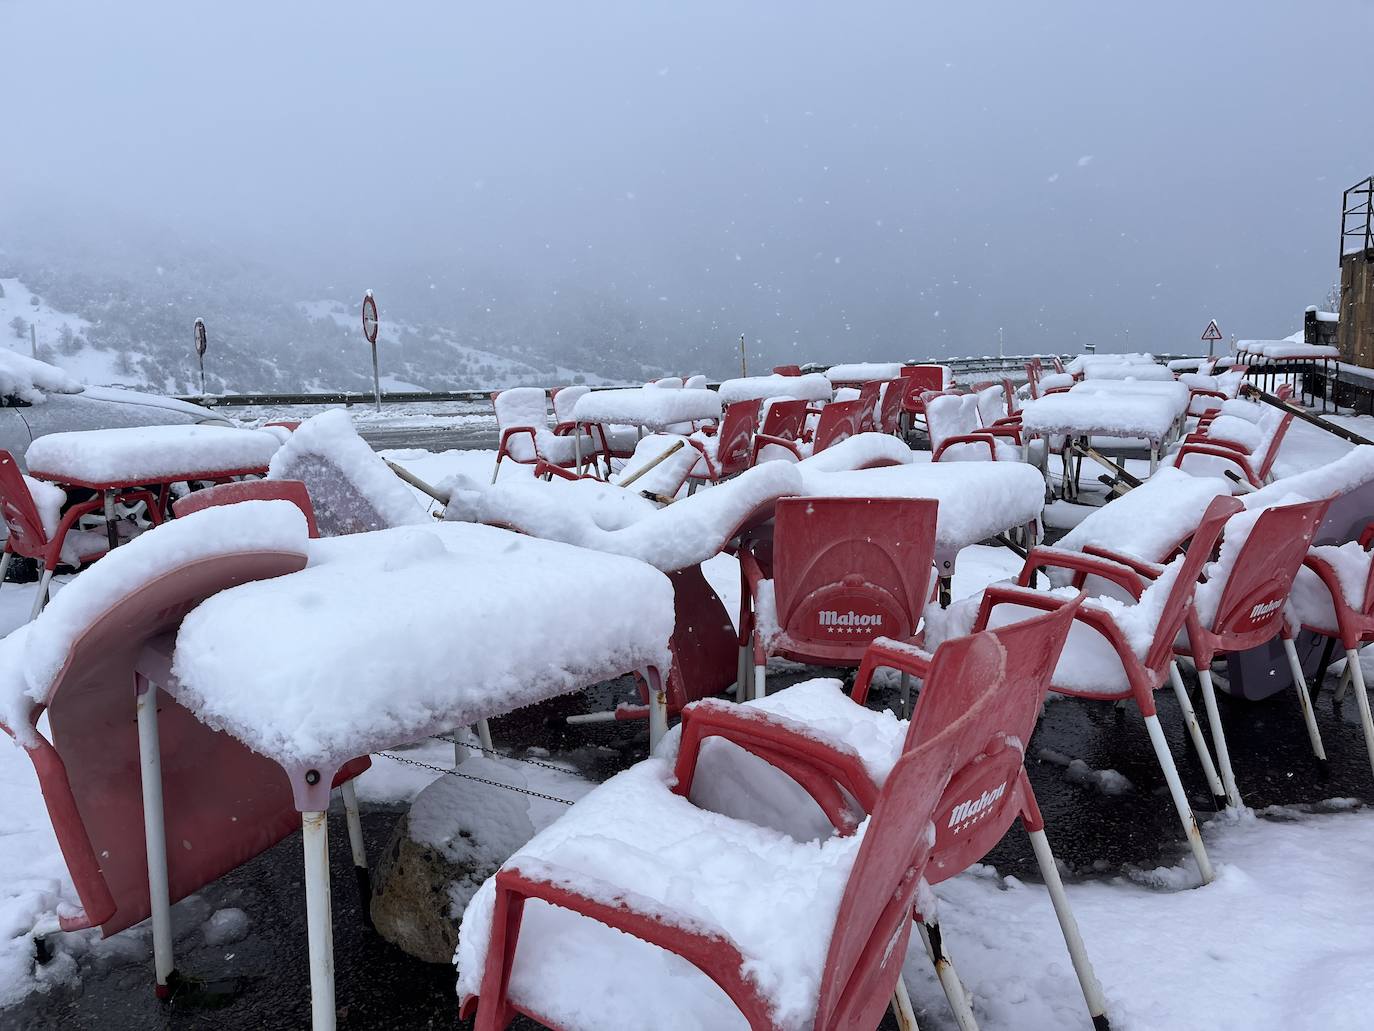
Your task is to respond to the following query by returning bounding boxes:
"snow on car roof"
[0,349,82,404]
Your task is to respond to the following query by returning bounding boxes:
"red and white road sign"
[1201,319,1223,342]
[361,292,379,345]
[194,318,207,357]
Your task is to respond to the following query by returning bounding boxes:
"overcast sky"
[3,1,1372,363]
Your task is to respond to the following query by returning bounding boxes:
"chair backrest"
[854,381,882,433]
[173,480,320,538]
[876,378,904,434]
[1205,497,1330,648]
[759,398,809,441]
[683,374,708,389]
[712,399,762,477]
[550,385,590,428]
[813,729,951,1030]
[974,384,1007,428]
[1141,494,1244,672]
[0,449,49,554]
[491,388,551,433]
[899,366,946,412]
[1024,360,1043,398]
[1253,409,1294,481]
[1052,355,1066,374]
[1001,377,1019,416]
[925,393,984,454]
[772,364,802,376]
[906,599,1080,883]
[811,398,867,453]
[772,497,937,649]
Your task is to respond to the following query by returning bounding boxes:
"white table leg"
[303,810,337,1031]
[644,667,668,753]
[136,678,175,995]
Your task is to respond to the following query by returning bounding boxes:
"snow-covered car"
[0,350,232,470]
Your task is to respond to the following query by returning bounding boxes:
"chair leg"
[339,781,372,928]
[29,562,53,622]
[899,672,912,719]
[1195,668,1242,809]
[1142,712,1214,884]
[475,719,494,755]
[753,661,766,701]
[1280,637,1327,769]
[1167,662,1225,806]
[490,454,503,485]
[891,977,921,1031]
[1335,661,1353,704]
[302,809,338,1031]
[1028,828,1111,1030]
[1345,649,1374,780]
[136,679,175,996]
[918,920,978,1031]
[0,548,10,591]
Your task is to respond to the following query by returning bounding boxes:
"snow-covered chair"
[1172,403,1293,488]
[266,410,429,535]
[684,374,709,389]
[0,501,370,991]
[549,385,589,434]
[1289,522,1374,779]
[491,388,597,480]
[897,365,947,437]
[926,392,1021,462]
[673,598,1110,1030]
[173,478,320,538]
[0,449,143,620]
[458,638,980,1031]
[740,497,938,702]
[1179,366,1248,417]
[772,364,802,375]
[875,378,903,434]
[686,399,762,484]
[932,495,1244,882]
[748,399,810,464]
[753,398,866,462]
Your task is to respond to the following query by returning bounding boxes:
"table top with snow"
[1019,392,1179,443]
[1069,379,1190,418]
[823,362,903,384]
[571,387,721,428]
[1248,341,1341,360]
[1064,352,1156,376]
[159,521,674,770]
[717,374,833,404]
[26,425,281,488]
[1080,362,1176,382]
[798,461,1044,559]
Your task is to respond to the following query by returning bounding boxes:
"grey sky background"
[3,1,1372,365]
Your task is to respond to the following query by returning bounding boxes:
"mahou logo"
[818,610,883,628]
[1248,599,1283,623]
[947,782,1007,830]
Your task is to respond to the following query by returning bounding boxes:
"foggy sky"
[3,0,1372,365]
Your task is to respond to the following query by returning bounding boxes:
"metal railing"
[1342,175,1374,260]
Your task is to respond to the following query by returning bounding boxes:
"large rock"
[370,754,591,964]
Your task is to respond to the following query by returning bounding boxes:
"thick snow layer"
[791,432,914,472]
[1288,541,1371,630]
[1081,364,1176,383]
[492,388,595,465]
[823,362,902,383]
[1071,379,1190,418]
[1020,393,1178,442]
[1252,342,1340,360]
[1202,415,1262,452]
[925,394,1020,461]
[268,410,429,534]
[201,908,250,947]
[468,463,802,572]
[457,755,874,1030]
[1055,467,1229,565]
[171,523,674,768]
[610,433,702,495]
[1246,444,1374,510]
[1035,372,1075,393]
[0,351,82,405]
[572,387,721,429]
[20,476,66,539]
[0,501,310,741]
[1064,352,1156,375]
[24,425,279,486]
[798,462,1045,553]
[717,374,832,404]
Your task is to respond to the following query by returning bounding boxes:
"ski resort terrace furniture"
[930,495,1244,883]
[490,388,599,480]
[1179,366,1249,417]
[753,397,867,461]
[823,361,904,387]
[875,377,904,434]
[172,477,320,536]
[738,497,939,702]
[131,517,674,1031]
[0,449,124,620]
[1019,390,1181,487]
[716,373,832,405]
[570,385,722,471]
[670,598,1110,1030]
[926,391,1024,462]
[748,398,811,464]
[897,364,948,437]
[1080,362,1177,382]
[458,626,1027,1031]
[1171,404,1293,489]
[685,399,762,484]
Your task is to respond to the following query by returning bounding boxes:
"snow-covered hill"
[0,278,149,389]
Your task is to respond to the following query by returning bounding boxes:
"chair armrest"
[932,433,999,463]
[1080,544,1167,580]
[750,433,803,464]
[1360,523,1374,551]
[532,460,587,482]
[851,636,933,704]
[1017,545,1147,600]
[1172,443,1258,485]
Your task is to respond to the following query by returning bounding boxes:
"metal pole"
[198,354,206,398]
[302,810,337,1031]
[739,334,747,377]
[29,322,37,359]
[371,343,381,414]
[136,678,175,994]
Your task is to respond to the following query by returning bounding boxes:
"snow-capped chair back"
[0,501,331,937]
[876,377,904,434]
[173,479,320,538]
[927,392,1019,462]
[898,364,946,410]
[0,450,48,557]
[811,397,867,453]
[687,398,761,481]
[549,384,589,432]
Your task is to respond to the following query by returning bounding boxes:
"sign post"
[193,318,208,397]
[1201,318,1223,358]
[362,290,381,412]
[739,333,747,377]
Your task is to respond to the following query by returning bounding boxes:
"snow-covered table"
[1069,379,1191,421]
[1020,391,1179,481]
[717,373,833,405]
[570,387,723,470]
[26,424,282,546]
[134,520,674,1030]
[1080,362,1176,382]
[824,361,903,385]
[798,461,1045,586]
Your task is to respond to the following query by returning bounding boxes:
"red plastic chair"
[771,364,803,376]
[0,532,370,993]
[1293,522,1374,779]
[674,598,1111,1030]
[172,479,321,538]
[686,398,762,482]
[898,365,947,437]
[927,392,1020,462]
[0,449,159,620]
[852,381,882,434]
[1171,497,1332,803]
[490,388,596,481]
[740,497,937,700]
[264,419,301,432]
[875,377,904,435]
[750,398,866,462]
[1171,407,1293,488]
[748,399,809,464]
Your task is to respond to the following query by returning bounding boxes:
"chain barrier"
[373,738,579,806]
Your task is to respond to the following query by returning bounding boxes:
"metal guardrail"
[175,353,1206,409]
[1341,175,1374,260]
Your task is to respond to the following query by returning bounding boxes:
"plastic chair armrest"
[1018,545,1147,599]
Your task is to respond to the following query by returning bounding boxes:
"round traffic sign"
[194,318,208,357]
[362,292,379,345]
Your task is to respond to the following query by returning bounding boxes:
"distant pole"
[194,318,208,397]
[739,334,748,377]
[998,326,1004,360]
[29,322,37,360]
[362,290,381,412]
